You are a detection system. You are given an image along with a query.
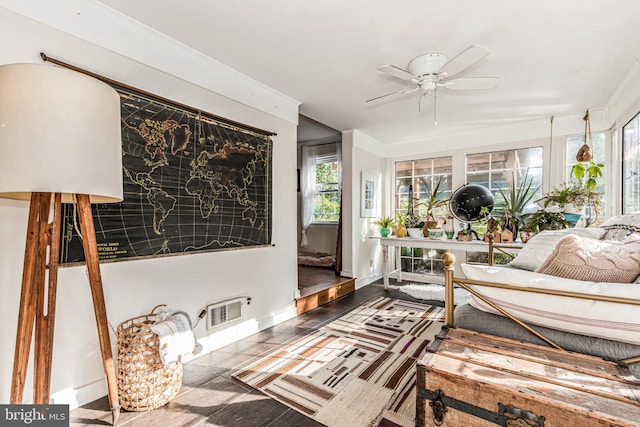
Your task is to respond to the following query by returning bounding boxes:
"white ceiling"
[97,0,640,144]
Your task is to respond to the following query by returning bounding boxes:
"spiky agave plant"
[496,172,540,227]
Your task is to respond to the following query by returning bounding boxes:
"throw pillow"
[600,211,640,231]
[601,212,640,240]
[509,228,605,271]
[536,234,640,283]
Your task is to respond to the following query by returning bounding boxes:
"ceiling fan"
[367,45,499,125]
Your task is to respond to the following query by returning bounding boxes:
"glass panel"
[394,156,452,274]
[623,113,640,213]
[395,160,413,178]
[313,156,341,223]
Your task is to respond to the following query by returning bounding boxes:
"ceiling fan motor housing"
[408,53,448,77]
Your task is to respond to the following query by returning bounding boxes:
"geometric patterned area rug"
[232,297,444,427]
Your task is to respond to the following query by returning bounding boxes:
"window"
[395,157,452,276]
[313,153,340,222]
[466,147,544,219]
[395,157,453,219]
[623,112,640,213]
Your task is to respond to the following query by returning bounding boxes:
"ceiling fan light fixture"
[408,53,448,77]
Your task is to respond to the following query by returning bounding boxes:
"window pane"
[466,146,543,225]
[313,156,340,223]
[394,157,452,275]
[623,113,640,213]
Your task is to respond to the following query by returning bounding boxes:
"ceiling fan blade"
[365,87,419,103]
[439,45,490,79]
[444,77,499,90]
[378,64,417,82]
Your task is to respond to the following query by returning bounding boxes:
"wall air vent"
[206,298,243,330]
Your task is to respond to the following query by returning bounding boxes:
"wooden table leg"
[76,194,120,425]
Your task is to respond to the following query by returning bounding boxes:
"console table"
[372,236,523,289]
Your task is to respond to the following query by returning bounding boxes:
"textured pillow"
[509,228,605,271]
[536,234,640,283]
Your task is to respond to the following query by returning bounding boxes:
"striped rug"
[232,297,444,426]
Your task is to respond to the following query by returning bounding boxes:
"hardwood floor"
[297,266,348,298]
[71,280,432,427]
[296,266,355,314]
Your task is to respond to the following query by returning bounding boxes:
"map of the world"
[60,87,273,263]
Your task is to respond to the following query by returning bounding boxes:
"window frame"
[394,156,453,276]
[311,153,341,224]
[465,146,544,220]
[622,111,640,213]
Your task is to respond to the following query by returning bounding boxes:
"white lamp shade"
[0,63,123,203]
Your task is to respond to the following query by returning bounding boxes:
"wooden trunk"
[416,328,640,426]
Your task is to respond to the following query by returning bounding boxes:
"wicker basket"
[116,306,183,411]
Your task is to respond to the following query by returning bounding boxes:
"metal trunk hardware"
[429,389,448,425]
[498,403,545,427]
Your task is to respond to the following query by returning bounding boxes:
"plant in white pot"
[404,214,426,238]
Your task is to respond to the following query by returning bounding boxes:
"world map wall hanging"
[59,85,273,264]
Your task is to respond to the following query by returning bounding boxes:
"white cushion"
[601,212,640,231]
[509,228,605,271]
[461,263,640,345]
[600,213,640,240]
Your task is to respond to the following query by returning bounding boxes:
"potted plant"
[571,160,604,192]
[525,209,568,232]
[395,212,408,238]
[496,172,540,235]
[404,214,425,238]
[544,182,602,226]
[570,160,604,225]
[415,175,449,236]
[373,216,395,237]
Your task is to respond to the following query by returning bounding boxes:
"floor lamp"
[0,63,123,424]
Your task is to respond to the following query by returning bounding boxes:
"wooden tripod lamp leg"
[76,194,121,425]
[33,193,62,403]
[11,192,51,403]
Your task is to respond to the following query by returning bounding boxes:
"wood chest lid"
[417,328,640,426]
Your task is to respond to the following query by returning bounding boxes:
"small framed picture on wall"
[361,171,377,218]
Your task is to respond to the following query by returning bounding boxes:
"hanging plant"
[571,161,604,191]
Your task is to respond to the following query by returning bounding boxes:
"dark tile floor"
[71,281,438,427]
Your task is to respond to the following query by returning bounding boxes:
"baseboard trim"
[54,305,299,409]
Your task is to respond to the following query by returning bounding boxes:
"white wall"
[0,7,299,407]
[341,130,386,287]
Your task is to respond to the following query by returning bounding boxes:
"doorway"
[296,116,353,313]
